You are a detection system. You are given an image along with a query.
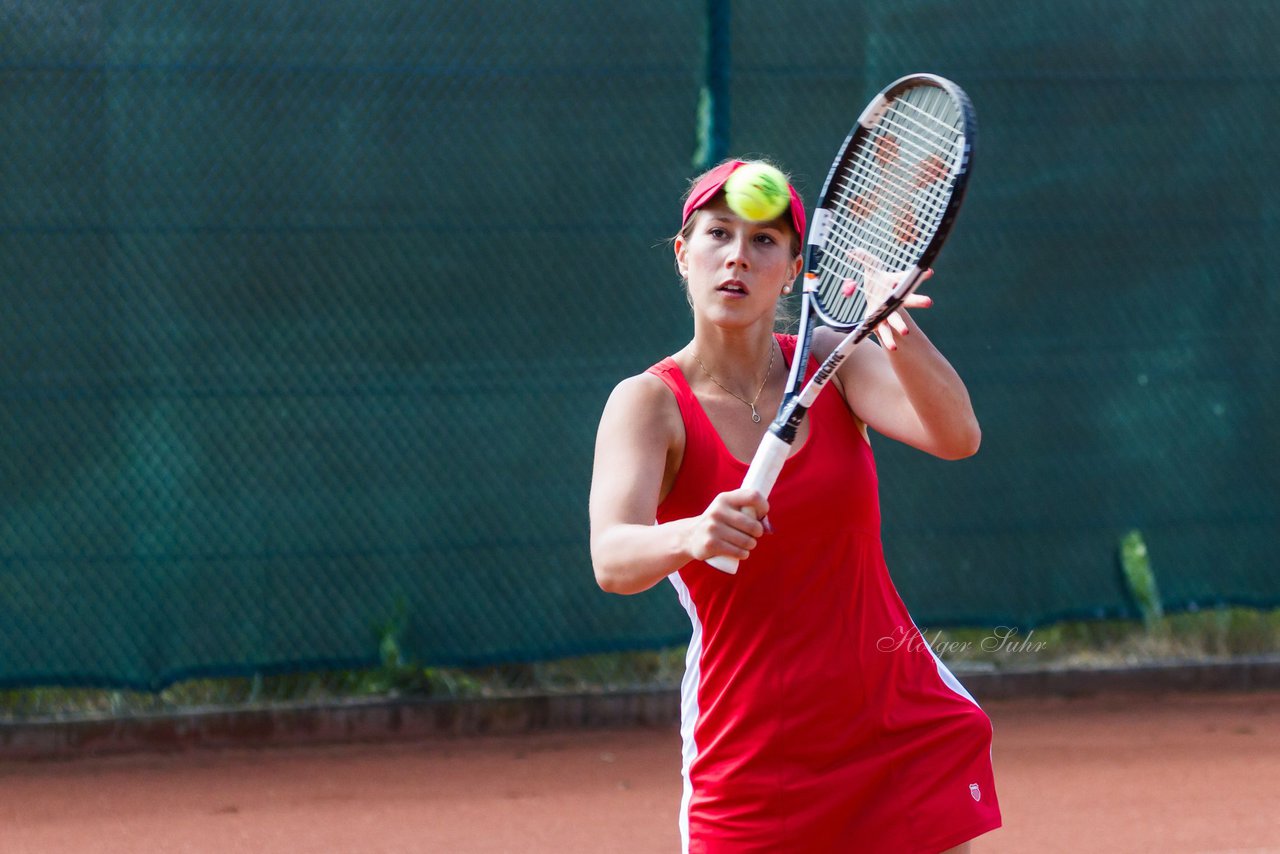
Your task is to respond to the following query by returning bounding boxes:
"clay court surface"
[2,691,1278,853]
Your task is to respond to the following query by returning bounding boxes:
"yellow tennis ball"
[723,163,790,222]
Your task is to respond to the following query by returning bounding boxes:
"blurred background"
[1,1,1276,716]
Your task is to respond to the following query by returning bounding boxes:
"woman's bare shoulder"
[809,327,877,427]
[600,370,683,434]
[811,327,880,373]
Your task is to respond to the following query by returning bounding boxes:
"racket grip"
[705,431,792,575]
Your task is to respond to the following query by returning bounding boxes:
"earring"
[782,284,793,294]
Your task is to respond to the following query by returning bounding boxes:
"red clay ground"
[2,691,1278,853]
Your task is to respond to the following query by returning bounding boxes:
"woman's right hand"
[685,488,770,563]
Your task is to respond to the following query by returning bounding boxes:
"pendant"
[750,406,761,423]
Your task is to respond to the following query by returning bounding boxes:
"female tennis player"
[588,159,1001,853]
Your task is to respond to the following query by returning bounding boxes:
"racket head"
[803,74,976,330]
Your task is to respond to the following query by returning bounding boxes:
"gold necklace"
[693,340,776,423]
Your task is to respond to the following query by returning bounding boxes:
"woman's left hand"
[848,248,934,351]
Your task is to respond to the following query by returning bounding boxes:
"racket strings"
[830,107,957,275]
[815,86,965,326]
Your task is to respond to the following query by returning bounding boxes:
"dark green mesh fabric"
[1,1,1275,689]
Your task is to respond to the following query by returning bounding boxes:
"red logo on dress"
[969,783,981,801]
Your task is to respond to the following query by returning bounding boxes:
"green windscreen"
[1,1,1275,689]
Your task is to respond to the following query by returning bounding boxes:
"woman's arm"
[589,374,768,594]
[816,297,981,460]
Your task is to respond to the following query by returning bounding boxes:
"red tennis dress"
[649,334,1001,854]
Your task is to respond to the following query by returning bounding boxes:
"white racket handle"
[705,430,792,574]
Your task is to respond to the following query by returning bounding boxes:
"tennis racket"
[707,73,976,574]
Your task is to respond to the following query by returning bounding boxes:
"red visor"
[681,160,806,238]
